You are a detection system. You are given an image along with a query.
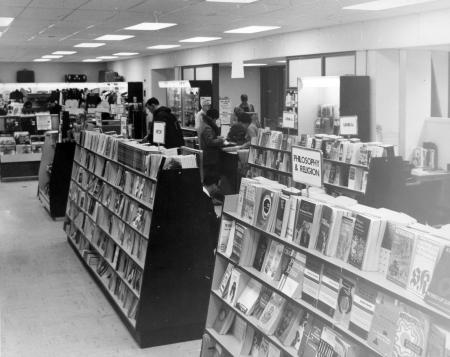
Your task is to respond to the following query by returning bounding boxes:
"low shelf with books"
[322,157,368,170]
[65,130,215,348]
[248,163,291,176]
[201,178,450,357]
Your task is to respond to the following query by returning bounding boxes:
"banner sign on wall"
[291,146,323,187]
[153,121,166,145]
[339,116,358,136]
[282,111,296,129]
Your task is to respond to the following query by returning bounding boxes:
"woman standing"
[198,108,224,177]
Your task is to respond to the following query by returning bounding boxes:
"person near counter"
[234,94,255,114]
[194,102,211,132]
[198,108,224,177]
[143,97,185,148]
[226,112,252,147]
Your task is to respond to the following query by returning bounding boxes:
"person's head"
[240,94,248,103]
[145,97,160,114]
[203,172,221,196]
[206,108,219,121]
[237,112,252,128]
[201,102,211,112]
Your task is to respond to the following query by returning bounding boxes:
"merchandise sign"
[282,111,296,129]
[291,146,323,188]
[339,116,358,136]
[36,114,52,131]
[153,121,166,145]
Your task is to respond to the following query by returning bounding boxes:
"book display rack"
[201,181,450,357]
[64,131,214,348]
[247,129,404,207]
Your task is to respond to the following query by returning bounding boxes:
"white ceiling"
[0,0,449,62]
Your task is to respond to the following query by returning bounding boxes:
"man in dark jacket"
[144,97,185,148]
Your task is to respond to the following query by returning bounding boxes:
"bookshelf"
[201,194,450,357]
[65,131,215,348]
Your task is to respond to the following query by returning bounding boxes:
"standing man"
[194,102,211,132]
[144,97,185,148]
[234,94,255,114]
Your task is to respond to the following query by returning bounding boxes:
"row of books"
[323,162,368,192]
[249,147,291,174]
[76,148,157,208]
[69,186,149,268]
[231,177,450,313]
[65,219,139,321]
[213,254,449,357]
[72,164,152,237]
[247,167,296,188]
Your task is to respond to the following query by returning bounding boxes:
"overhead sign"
[282,111,296,129]
[153,121,166,145]
[158,80,191,88]
[291,146,323,188]
[339,116,358,136]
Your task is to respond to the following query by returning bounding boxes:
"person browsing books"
[143,97,185,148]
[198,108,224,177]
[226,112,252,148]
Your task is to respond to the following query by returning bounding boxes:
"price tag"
[282,111,296,129]
[291,146,323,188]
[339,116,358,136]
[153,121,166,145]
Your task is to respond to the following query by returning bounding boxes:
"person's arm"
[202,126,224,147]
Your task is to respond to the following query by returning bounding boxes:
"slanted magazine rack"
[64,132,214,348]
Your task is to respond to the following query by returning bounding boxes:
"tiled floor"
[0,181,201,357]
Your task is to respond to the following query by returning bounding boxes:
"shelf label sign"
[339,116,358,136]
[291,146,323,187]
[153,121,166,145]
[282,111,296,129]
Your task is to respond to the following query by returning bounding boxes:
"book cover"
[230,223,246,263]
[368,292,400,356]
[293,198,318,248]
[317,326,352,357]
[387,226,416,288]
[349,280,378,340]
[317,263,341,317]
[252,236,269,271]
[212,305,236,335]
[225,269,241,307]
[315,205,332,255]
[261,240,284,281]
[301,316,326,357]
[273,302,303,345]
[277,251,306,299]
[218,263,234,299]
[217,218,234,256]
[258,293,285,335]
[333,273,356,329]
[407,235,442,298]
[393,303,430,357]
[347,214,371,270]
[425,246,450,315]
[242,184,258,223]
[240,325,256,356]
[426,324,448,357]
[267,343,281,357]
[273,195,288,236]
[235,279,262,315]
[301,255,323,307]
[283,196,297,241]
[250,286,272,320]
[255,188,276,231]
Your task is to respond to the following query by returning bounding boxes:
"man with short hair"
[144,97,185,148]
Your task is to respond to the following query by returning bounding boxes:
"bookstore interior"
[1,0,450,357]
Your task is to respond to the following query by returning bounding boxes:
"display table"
[0,153,41,181]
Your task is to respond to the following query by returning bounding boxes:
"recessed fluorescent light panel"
[95,34,135,41]
[82,59,102,62]
[113,52,139,56]
[33,58,51,62]
[53,51,77,55]
[180,37,221,43]
[206,0,258,3]
[343,0,436,10]
[147,45,180,49]
[0,17,14,27]
[276,60,286,63]
[124,22,177,31]
[96,56,119,59]
[74,42,105,48]
[244,63,267,66]
[225,25,280,34]
[42,55,63,59]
